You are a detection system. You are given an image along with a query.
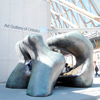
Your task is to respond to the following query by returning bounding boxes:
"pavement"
[0,77,100,100]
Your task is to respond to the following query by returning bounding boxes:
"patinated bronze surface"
[6,34,65,97]
[47,31,94,87]
[6,41,31,88]
[6,31,94,97]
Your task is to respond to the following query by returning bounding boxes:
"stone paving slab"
[0,77,100,100]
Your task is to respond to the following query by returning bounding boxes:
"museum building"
[0,0,100,83]
[0,0,50,82]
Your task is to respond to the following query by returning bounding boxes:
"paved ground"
[0,77,100,100]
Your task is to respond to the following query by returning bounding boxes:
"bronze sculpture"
[6,34,65,96]
[6,31,94,97]
[47,31,94,87]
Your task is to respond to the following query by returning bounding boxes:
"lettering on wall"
[4,24,40,33]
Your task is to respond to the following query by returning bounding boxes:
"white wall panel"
[0,2,10,29]
[0,0,50,82]
[0,1,2,23]
[7,30,24,60]
[0,29,9,60]
[23,7,34,28]
[10,0,24,6]
[10,4,23,26]
[0,61,9,82]
[0,0,10,3]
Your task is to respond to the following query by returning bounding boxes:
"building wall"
[0,0,50,82]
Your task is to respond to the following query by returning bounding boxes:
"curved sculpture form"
[6,34,65,97]
[47,31,94,87]
[6,41,31,88]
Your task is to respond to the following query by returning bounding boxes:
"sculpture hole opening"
[61,53,77,76]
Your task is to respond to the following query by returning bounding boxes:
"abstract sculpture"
[6,34,65,96]
[6,31,94,97]
[6,41,31,88]
[47,31,94,87]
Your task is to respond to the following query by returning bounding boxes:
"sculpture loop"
[47,31,94,87]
